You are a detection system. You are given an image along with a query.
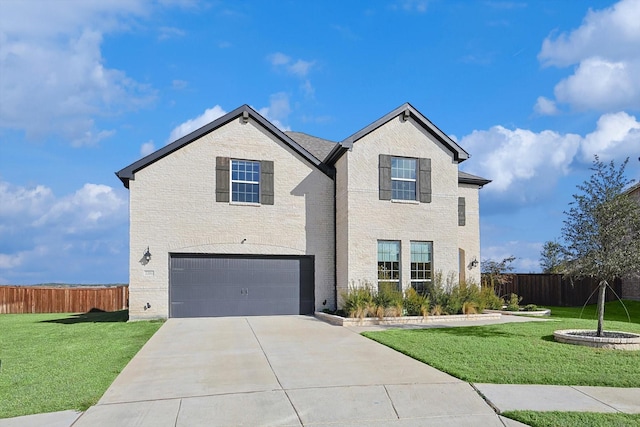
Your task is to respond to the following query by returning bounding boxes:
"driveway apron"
[74,316,506,426]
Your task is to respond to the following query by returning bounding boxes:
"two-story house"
[116,103,490,320]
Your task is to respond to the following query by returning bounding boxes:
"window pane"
[378,241,400,288]
[392,180,416,200]
[391,158,416,179]
[411,242,432,289]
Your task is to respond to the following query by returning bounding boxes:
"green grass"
[503,411,640,427]
[0,311,163,419]
[546,300,639,323]
[362,300,640,387]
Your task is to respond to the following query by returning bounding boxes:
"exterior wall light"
[470,258,479,268]
[143,247,152,262]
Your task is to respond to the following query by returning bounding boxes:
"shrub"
[462,301,478,314]
[374,282,403,317]
[430,304,445,316]
[446,279,480,314]
[341,283,374,318]
[523,304,539,312]
[477,285,504,311]
[506,293,523,311]
[404,287,430,317]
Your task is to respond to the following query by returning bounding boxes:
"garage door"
[169,254,314,318]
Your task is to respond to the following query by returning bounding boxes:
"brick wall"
[127,117,335,319]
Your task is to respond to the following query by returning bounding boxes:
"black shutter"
[458,197,466,226]
[261,160,274,205]
[379,154,392,200]
[419,158,432,203]
[216,157,230,202]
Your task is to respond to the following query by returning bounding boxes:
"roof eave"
[459,176,492,188]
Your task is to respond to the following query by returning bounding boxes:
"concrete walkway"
[2,315,638,426]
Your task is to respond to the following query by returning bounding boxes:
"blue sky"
[1,0,639,284]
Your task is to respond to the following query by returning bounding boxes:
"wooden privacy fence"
[496,274,622,307]
[0,285,129,314]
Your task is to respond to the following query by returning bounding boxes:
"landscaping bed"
[315,310,501,326]
[485,308,551,317]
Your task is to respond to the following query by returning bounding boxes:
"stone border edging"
[314,311,501,326]
[484,308,551,317]
[553,329,640,350]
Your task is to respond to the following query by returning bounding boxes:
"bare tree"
[561,156,640,336]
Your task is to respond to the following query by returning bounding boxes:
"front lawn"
[503,411,640,427]
[0,311,163,419]
[362,301,640,387]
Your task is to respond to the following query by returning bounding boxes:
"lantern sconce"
[140,246,152,265]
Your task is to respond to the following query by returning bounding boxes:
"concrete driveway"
[73,316,510,426]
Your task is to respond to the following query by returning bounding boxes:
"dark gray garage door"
[169,254,314,318]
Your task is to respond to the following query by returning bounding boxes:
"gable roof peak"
[335,102,469,164]
[116,104,332,188]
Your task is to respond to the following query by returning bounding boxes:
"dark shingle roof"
[459,171,491,187]
[285,131,337,162]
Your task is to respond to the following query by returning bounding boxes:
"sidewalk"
[475,384,640,414]
[3,385,639,426]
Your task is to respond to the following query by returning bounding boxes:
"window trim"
[230,159,261,204]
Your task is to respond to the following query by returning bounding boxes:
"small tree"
[561,156,640,336]
[481,256,516,298]
[539,240,565,274]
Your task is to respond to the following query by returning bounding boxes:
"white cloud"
[140,140,156,156]
[460,126,580,195]
[0,253,24,269]
[0,179,128,282]
[482,241,542,273]
[0,0,156,145]
[267,52,316,78]
[392,0,429,13]
[158,26,185,40]
[553,58,640,112]
[257,93,292,131]
[580,111,640,162]
[172,79,188,90]
[167,105,227,143]
[33,184,127,232]
[539,0,640,68]
[537,0,640,113]
[268,52,291,66]
[533,96,559,116]
[461,111,640,204]
[0,181,53,217]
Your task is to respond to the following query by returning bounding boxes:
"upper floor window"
[231,160,260,203]
[391,157,416,200]
[216,157,274,205]
[379,154,431,203]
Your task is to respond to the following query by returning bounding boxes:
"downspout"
[333,168,338,311]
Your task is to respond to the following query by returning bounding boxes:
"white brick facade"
[118,103,489,319]
[127,116,334,320]
[335,116,483,304]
